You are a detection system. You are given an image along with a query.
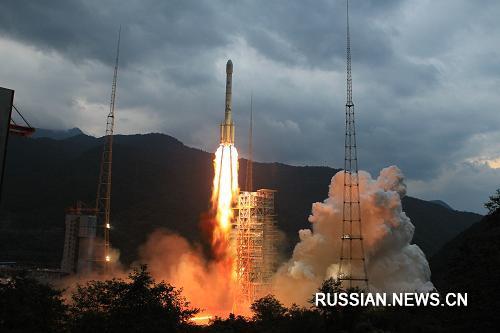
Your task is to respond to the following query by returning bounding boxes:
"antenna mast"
[96,27,120,272]
[245,93,253,192]
[338,0,369,289]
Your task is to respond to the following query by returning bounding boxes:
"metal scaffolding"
[233,189,279,303]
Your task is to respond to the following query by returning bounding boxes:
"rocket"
[220,59,235,145]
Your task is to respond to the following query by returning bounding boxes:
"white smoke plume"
[273,166,434,305]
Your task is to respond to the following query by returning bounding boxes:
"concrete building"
[60,203,98,274]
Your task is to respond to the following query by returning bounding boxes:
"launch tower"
[233,96,279,304]
[234,189,278,303]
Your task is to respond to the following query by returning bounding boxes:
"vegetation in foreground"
[0,265,488,333]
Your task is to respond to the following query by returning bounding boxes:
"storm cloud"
[1,0,499,213]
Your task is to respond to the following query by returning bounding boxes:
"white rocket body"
[220,60,235,145]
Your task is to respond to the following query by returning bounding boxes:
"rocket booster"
[220,59,235,145]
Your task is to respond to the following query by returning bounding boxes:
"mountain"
[430,199,454,210]
[0,133,481,267]
[31,127,84,140]
[402,197,480,256]
[430,210,500,331]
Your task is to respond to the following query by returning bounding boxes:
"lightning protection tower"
[338,0,369,290]
[95,27,121,272]
[245,93,253,192]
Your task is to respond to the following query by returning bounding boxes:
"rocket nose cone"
[226,59,233,74]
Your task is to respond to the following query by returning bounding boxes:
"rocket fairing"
[220,59,235,145]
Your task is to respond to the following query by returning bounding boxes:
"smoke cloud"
[138,230,240,317]
[272,166,434,305]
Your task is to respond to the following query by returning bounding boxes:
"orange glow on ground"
[190,315,213,325]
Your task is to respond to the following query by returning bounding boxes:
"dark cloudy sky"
[1,0,499,213]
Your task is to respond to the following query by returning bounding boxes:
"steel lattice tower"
[96,27,120,272]
[338,0,369,290]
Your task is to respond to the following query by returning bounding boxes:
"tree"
[0,272,68,333]
[311,278,374,331]
[284,304,324,333]
[250,294,287,323]
[69,265,199,333]
[310,277,343,320]
[485,189,500,214]
[207,313,254,333]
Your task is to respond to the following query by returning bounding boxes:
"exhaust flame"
[138,144,240,318]
[211,144,239,256]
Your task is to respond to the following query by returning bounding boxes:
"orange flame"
[211,144,239,256]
